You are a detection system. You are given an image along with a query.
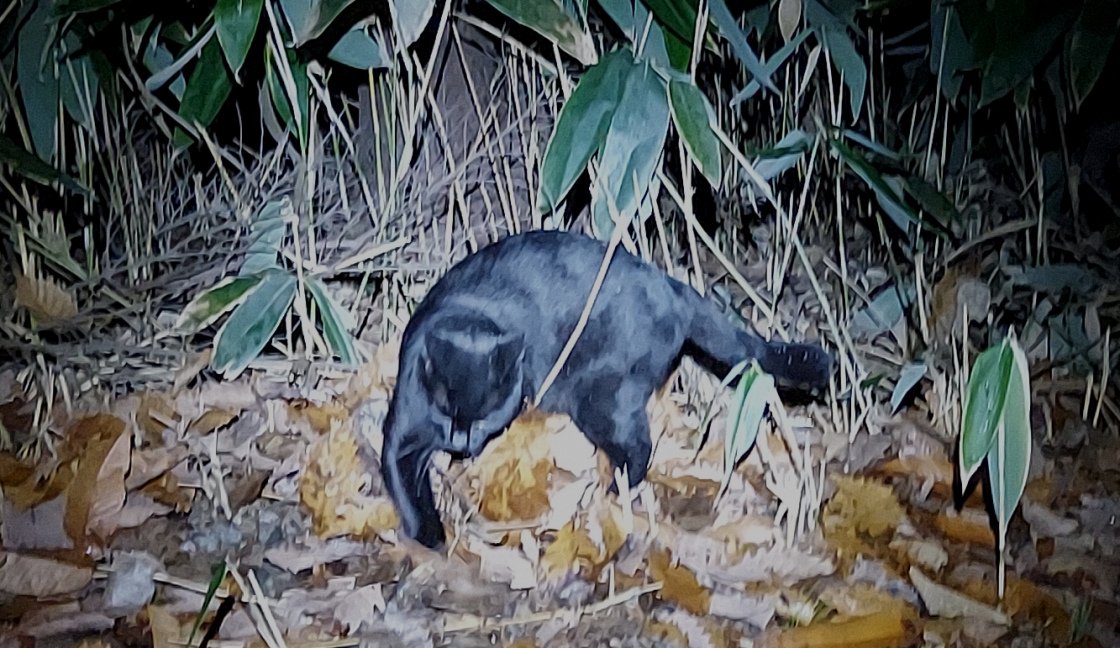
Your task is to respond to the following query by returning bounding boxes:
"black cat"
[381,230,832,548]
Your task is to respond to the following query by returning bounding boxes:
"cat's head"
[418,321,526,457]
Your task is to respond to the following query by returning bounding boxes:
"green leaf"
[306,278,358,364]
[279,0,358,45]
[830,139,922,237]
[485,0,596,65]
[537,49,631,214]
[186,562,227,647]
[175,275,264,334]
[710,0,776,93]
[987,337,1031,541]
[1066,0,1119,108]
[241,199,287,276]
[752,129,811,182]
[597,0,672,68]
[394,0,437,48]
[850,283,912,340]
[930,1,973,103]
[730,28,811,105]
[890,362,927,414]
[215,0,264,80]
[58,36,99,128]
[211,270,298,379]
[643,0,697,47]
[959,341,1014,488]
[818,25,866,118]
[591,58,670,238]
[329,23,390,69]
[265,43,310,147]
[0,132,89,195]
[720,362,776,496]
[669,79,721,188]
[175,37,233,147]
[17,0,59,161]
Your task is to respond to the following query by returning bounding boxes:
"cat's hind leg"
[570,379,654,490]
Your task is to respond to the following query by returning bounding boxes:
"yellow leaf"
[649,549,710,616]
[776,609,910,648]
[474,410,554,523]
[300,421,398,538]
[15,270,78,324]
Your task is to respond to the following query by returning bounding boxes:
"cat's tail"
[678,283,833,391]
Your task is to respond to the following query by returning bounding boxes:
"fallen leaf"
[775,608,910,648]
[0,551,93,596]
[62,414,129,543]
[300,420,398,539]
[932,510,995,547]
[825,475,906,538]
[470,411,557,523]
[15,270,78,324]
[289,399,350,435]
[539,520,604,583]
[909,566,1009,624]
[146,604,186,648]
[187,408,239,435]
[649,548,710,615]
[172,350,211,393]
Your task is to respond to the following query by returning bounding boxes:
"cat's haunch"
[380,230,832,549]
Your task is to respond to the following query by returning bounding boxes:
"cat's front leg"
[382,409,445,549]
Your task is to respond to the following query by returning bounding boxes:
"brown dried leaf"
[289,399,350,435]
[146,604,186,648]
[172,350,211,393]
[300,421,398,538]
[775,608,910,648]
[62,414,129,543]
[932,510,995,547]
[126,446,188,490]
[649,548,710,615]
[136,392,178,441]
[824,475,905,539]
[0,551,92,596]
[540,520,602,582]
[15,271,78,324]
[187,408,239,435]
[474,410,554,522]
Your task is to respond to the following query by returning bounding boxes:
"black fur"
[382,230,832,548]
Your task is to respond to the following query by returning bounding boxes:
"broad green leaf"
[903,176,961,229]
[987,338,1031,540]
[0,132,88,195]
[306,278,358,364]
[592,59,670,237]
[930,1,972,103]
[668,79,720,188]
[141,27,187,99]
[986,336,1031,599]
[175,38,233,147]
[211,270,297,379]
[1066,0,1119,108]
[537,49,631,214]
[710,0,775,93]
[58,36,99,128]
[731,28,811,105]
[17,0,59,161]
[215,0,264,79]
[643,0,697,47]
[890,362,927,414]
[596,0,671,68]
[279,0,357,45]
[393,0,436,48]
[241,199,287,276]
[485,0,596,65]
[830,139,921,236]
[752,129,811,182]
[328,24,390,69]
[959,341,1014,488]
[175,275,263,334]
[265,43,310,147]
[850,283,913,340]
[818,25,866,118]
[720,363,776,496]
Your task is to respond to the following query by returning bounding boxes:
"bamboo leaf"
[484,0,596,64]
[211,270,297,379]
[17,0,59,161]
[538,49,631,214]
[241,199,287,276]
[306,278,358,365]
[215,0,264,80]
[669,79,721,188]
[328,24,390,69]
[175,37,232,147]
[175,275,263,334]
[591,58,670,238]
[959,341,1014,488]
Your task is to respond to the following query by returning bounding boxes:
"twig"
[442,582,661,633]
